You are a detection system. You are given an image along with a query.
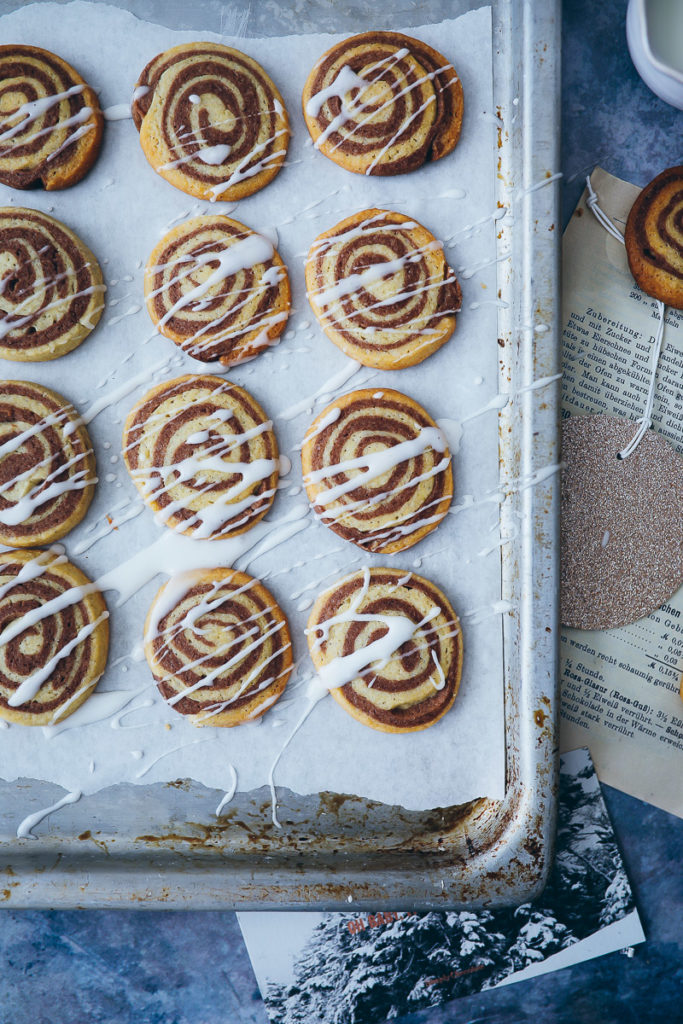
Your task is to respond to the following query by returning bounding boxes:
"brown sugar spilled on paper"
[561,414,683,630]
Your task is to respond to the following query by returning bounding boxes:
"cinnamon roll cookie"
[123,375,280,541]
[302,32,463,176]
[0,381,95,547]
[133,42,289,201]
[305,209,460,369]
[0,45,103,190]
[0,207,105,361]
[306,567,463,733]
[301,389,452,554]
[625,166,683,308]
[145,215,290,366]
[0,549,109,726]
[144,568,292,726]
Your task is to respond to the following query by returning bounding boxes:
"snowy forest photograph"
[245,749,636,1024]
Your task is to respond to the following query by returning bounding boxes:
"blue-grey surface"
[1,1,682,1022]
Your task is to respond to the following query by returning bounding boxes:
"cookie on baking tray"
[0,45,103,190]
[144,568,293,727]
[624,165,683,309]
[0,549,109,726]
[122,374,280,541]
[306,566,463,734]
[0,380,95,548]
[305,209,461,369]
[302,31,463,176]
[0,207,105,362]
[301,388,453,554]
[132,42,290,201]
[145,214,290,367]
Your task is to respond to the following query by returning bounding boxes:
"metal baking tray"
[0,0,561,909]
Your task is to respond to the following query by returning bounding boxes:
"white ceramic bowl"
[626,0,683,110]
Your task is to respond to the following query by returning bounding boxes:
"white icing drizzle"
[278,359,363,421]
[103,103,133,121]
[0,84,86,144]
[304,426,448,504]
[309,240,443,309]
[16,789,81,839]
[0,448,95,527]
[216,765,238,815]
[8,611,108,707]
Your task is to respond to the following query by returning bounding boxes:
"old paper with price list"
[560,167,683,818]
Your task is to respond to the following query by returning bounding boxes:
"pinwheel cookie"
[144,568,293,726]
[306,567,463,733]
[301,388,452,554]
[0,380,95,547]
[305,209,460,369]
[0,549,109,726]
[0,45,103,190]
[302,31,463,176]
[133,42,289,201]
[0,207,105,361]
[123,375,280,541]
[145,214,290,367]
[625,166,683,308]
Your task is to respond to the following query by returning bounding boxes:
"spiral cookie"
[0,549,109,726]
[133,42,289,201]
[0,381,95,548]
[306,567,463,733]
[145,215,290,366]
[144,568,292,726]
[625,166,683,309]
[302,389,452,554]
[305,210,460,369]
[302,32,463,176]
[0,207,105,362]
[123,375,279,541]
[0,45,103,190]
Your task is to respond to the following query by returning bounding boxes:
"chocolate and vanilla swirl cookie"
[0,549,109,726]
[145,215,290,366]
[306,567,463,733]
[0,207,105,362]
[302,32,463,176]
[133,42,289,201]
[301,389,452,554]
[123,375,280,541]
[144,568,292,727]
[0,381,95,547]
[305,209,460,369]
[625,166,683,309]
[0,46,103,190]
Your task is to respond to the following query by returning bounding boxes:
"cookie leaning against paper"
[301,388,453,554]
[0,549,109,727]
[0,207,105,361]
[145,214,290,367]
[306,567,463,734]
[0,381,96,548]
[132,42,290,201]
[144,568,293,727]
[302,31,463,176]
[624,165,683,309]
[0,45,103,190]
[305,209,461,369]
[122,374,280,541]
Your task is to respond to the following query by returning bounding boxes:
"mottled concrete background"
[1,1,682,1022]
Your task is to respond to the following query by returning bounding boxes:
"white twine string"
[584,174,666,459]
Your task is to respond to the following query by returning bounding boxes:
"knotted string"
[584,174,666,459]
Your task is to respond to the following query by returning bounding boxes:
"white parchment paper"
[0,2,506,815]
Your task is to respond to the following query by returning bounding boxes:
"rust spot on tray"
[534,709,547,727]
